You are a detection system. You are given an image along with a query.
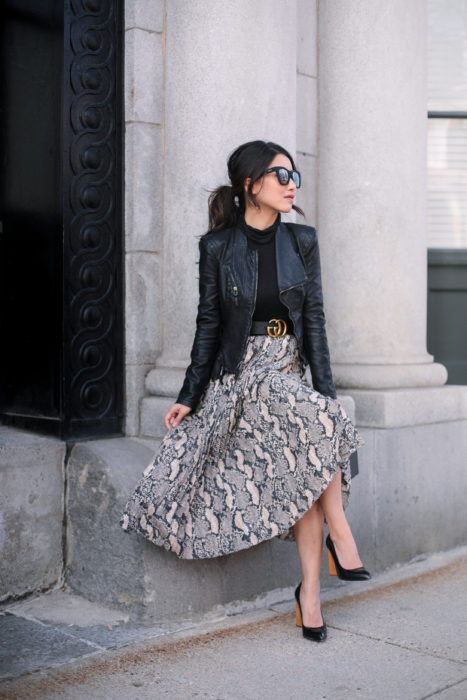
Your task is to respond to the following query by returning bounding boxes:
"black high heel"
[326,533,371,581]
[294,582,327,642]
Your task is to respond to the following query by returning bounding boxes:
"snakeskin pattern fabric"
[121,334,365,559]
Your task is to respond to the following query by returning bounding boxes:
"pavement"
[0,545,466,700]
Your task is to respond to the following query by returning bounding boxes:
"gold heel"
[295,601,302,627]
[327,548,337,576]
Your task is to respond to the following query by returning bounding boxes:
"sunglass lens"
[277,168,289,185]
[292,171,301,188]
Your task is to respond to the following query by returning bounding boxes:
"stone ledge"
[340,385,467,428]
[65,437,302,622]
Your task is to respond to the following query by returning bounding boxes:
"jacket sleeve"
[302,229,337,399]
[175,236,221,411]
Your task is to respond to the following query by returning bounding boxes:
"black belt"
[250,319,292,337]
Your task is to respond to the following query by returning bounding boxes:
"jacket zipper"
[227,266,239,303]
[237,248,258,370]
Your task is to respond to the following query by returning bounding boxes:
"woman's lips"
[285,195,295,200]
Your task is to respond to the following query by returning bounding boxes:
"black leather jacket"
[176,221,337,411]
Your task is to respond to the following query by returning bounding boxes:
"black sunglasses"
[264,166,301,188]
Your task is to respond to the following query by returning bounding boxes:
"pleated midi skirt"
[120,334,365,559]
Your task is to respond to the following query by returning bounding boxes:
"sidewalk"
[1,545,466,700]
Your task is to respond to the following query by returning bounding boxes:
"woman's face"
[247,153,297,214]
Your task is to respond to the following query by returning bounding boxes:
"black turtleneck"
[238,214,294,333]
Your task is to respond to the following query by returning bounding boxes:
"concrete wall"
[352,420,467,571]
[0,428,65,600]
[124,0,165,435]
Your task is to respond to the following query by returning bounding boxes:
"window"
[427,0,467,248]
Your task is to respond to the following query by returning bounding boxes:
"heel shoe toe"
[326,533,371,581]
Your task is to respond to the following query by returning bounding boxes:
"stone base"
[0,427,65,600]
[333,360,448,389]
[65,437,301,622]
[140,396,174,438]
[65,401,467,621]
[340,385,467,427]
[3,386,465,619]
[351,419,467,571]
[145,367,186,397]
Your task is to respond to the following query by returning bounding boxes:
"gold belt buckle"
[266,318,287,338]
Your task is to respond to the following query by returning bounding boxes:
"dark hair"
[206,140,305,234]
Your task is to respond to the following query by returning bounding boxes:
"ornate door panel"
[0,0,124,439]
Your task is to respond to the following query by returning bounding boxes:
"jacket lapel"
[232,221,307,293]
[231,225,255,292]
[276,222,307,291]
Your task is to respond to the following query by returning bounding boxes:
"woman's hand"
[334,397,348,417]
[164,403,192,430]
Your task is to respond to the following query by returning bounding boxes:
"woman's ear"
[245,176,261,196]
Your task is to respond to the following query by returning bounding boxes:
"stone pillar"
[124,1,165,435]
[295,0,318,223]
[317,0,447,396]
[142,0,297,436]
[316,0,467,570]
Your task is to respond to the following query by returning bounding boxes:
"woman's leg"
[318,464,363,569]
[293,500,325,627]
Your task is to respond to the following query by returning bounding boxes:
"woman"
[121,140,370,643]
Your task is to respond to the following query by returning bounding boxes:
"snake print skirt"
[121,334,365,559]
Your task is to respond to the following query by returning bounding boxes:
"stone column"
[124,1,165,435]
[295,0,319,223]
[315,0,467,572]
[316,0,467,432]
[317,0,447,398]
[143,0,297,436]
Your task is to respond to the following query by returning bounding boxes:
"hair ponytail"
[207,185,239,233]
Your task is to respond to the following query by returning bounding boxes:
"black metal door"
[0,0,124,439]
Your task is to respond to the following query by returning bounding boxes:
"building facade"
[1,0,466,621]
